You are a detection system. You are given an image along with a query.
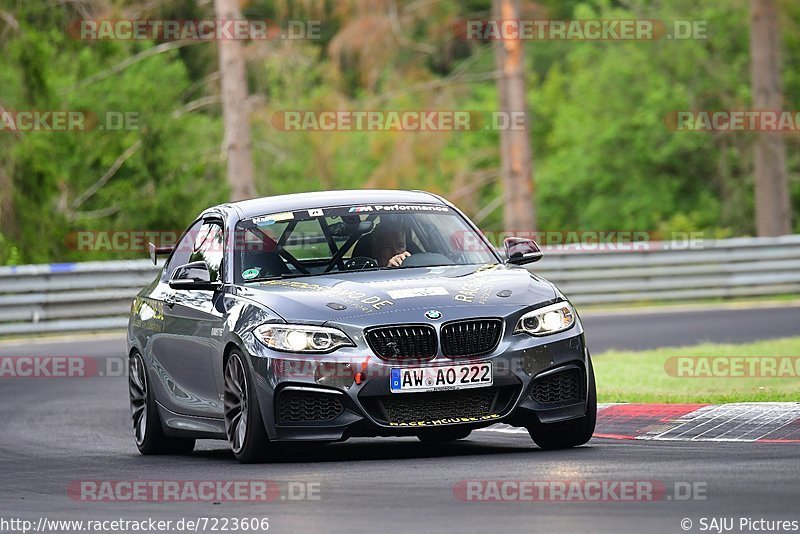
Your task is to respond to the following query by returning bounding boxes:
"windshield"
[233,204,498,283]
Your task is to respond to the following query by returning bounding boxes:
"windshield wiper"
[244,272,315,283]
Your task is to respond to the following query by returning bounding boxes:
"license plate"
[390,362,493,393]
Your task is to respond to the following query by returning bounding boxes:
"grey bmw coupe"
[127,190,596,462]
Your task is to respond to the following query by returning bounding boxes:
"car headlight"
[254,324,355,353]
[514,302,576,336]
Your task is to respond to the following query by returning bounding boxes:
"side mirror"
[168,261,222,291]
[504,237,543,265]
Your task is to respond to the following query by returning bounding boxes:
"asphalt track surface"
[581,304,800,352]
[0,306,799,533]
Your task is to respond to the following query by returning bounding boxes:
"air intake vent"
[366,325,437,360]
[531,368,582,404]
[381,388,497,425]
[277,389,344,423]
[441,318,503,357]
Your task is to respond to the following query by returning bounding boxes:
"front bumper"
[243,329,590,442]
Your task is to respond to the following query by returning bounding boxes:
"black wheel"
[128,352,195,455]
[417,427,472,443]
[224,350,271,463]
[528,356,597,450]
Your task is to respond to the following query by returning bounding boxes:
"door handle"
[165,296,176,308]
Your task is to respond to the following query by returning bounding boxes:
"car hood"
[236,264,558,326]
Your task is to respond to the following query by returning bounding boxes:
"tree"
[214,0,256,201]
[0,167,16,238]
[750,0,791,236]
[493,0,536,233]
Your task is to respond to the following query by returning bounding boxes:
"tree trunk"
[214,0,256,201]
[0,168,17,238]
[493,0,536,234]
[750,0,791,236]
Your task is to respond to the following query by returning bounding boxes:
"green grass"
[594,337,800,404]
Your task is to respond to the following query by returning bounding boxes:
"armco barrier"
[535,235,800,305]
[0,235,799,336]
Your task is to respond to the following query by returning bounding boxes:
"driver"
[372,225,411,267]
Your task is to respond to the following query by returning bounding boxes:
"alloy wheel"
[224,355,249,454]
[128,354,148,446]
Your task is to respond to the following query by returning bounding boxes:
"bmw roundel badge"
[425,310,442,320]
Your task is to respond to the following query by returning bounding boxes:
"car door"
[155,219,226,418]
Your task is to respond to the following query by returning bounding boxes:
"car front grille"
[277,389,344,423]
[365,325,438,360]
[530,368,582,404]
[380,388,497,425]
[440,318,503,357]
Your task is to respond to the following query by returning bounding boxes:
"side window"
[190,222,224,282]
[165,220,204,279]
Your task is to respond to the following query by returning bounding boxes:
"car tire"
[128,352,195,455]
[528,355,597,450]
[417,428,472,442]
[224,350,271,463]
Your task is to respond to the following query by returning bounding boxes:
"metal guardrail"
[536,235,800,305]
[1,235,799,336]
[0,261,160,336]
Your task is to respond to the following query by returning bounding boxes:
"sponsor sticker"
[347,205,449,213]
[133,299,164,321]
[252,212,294,225]
[388,413,502,427]
[258,279,394,311]
[387,287,449,299]
[242,268,261,280]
